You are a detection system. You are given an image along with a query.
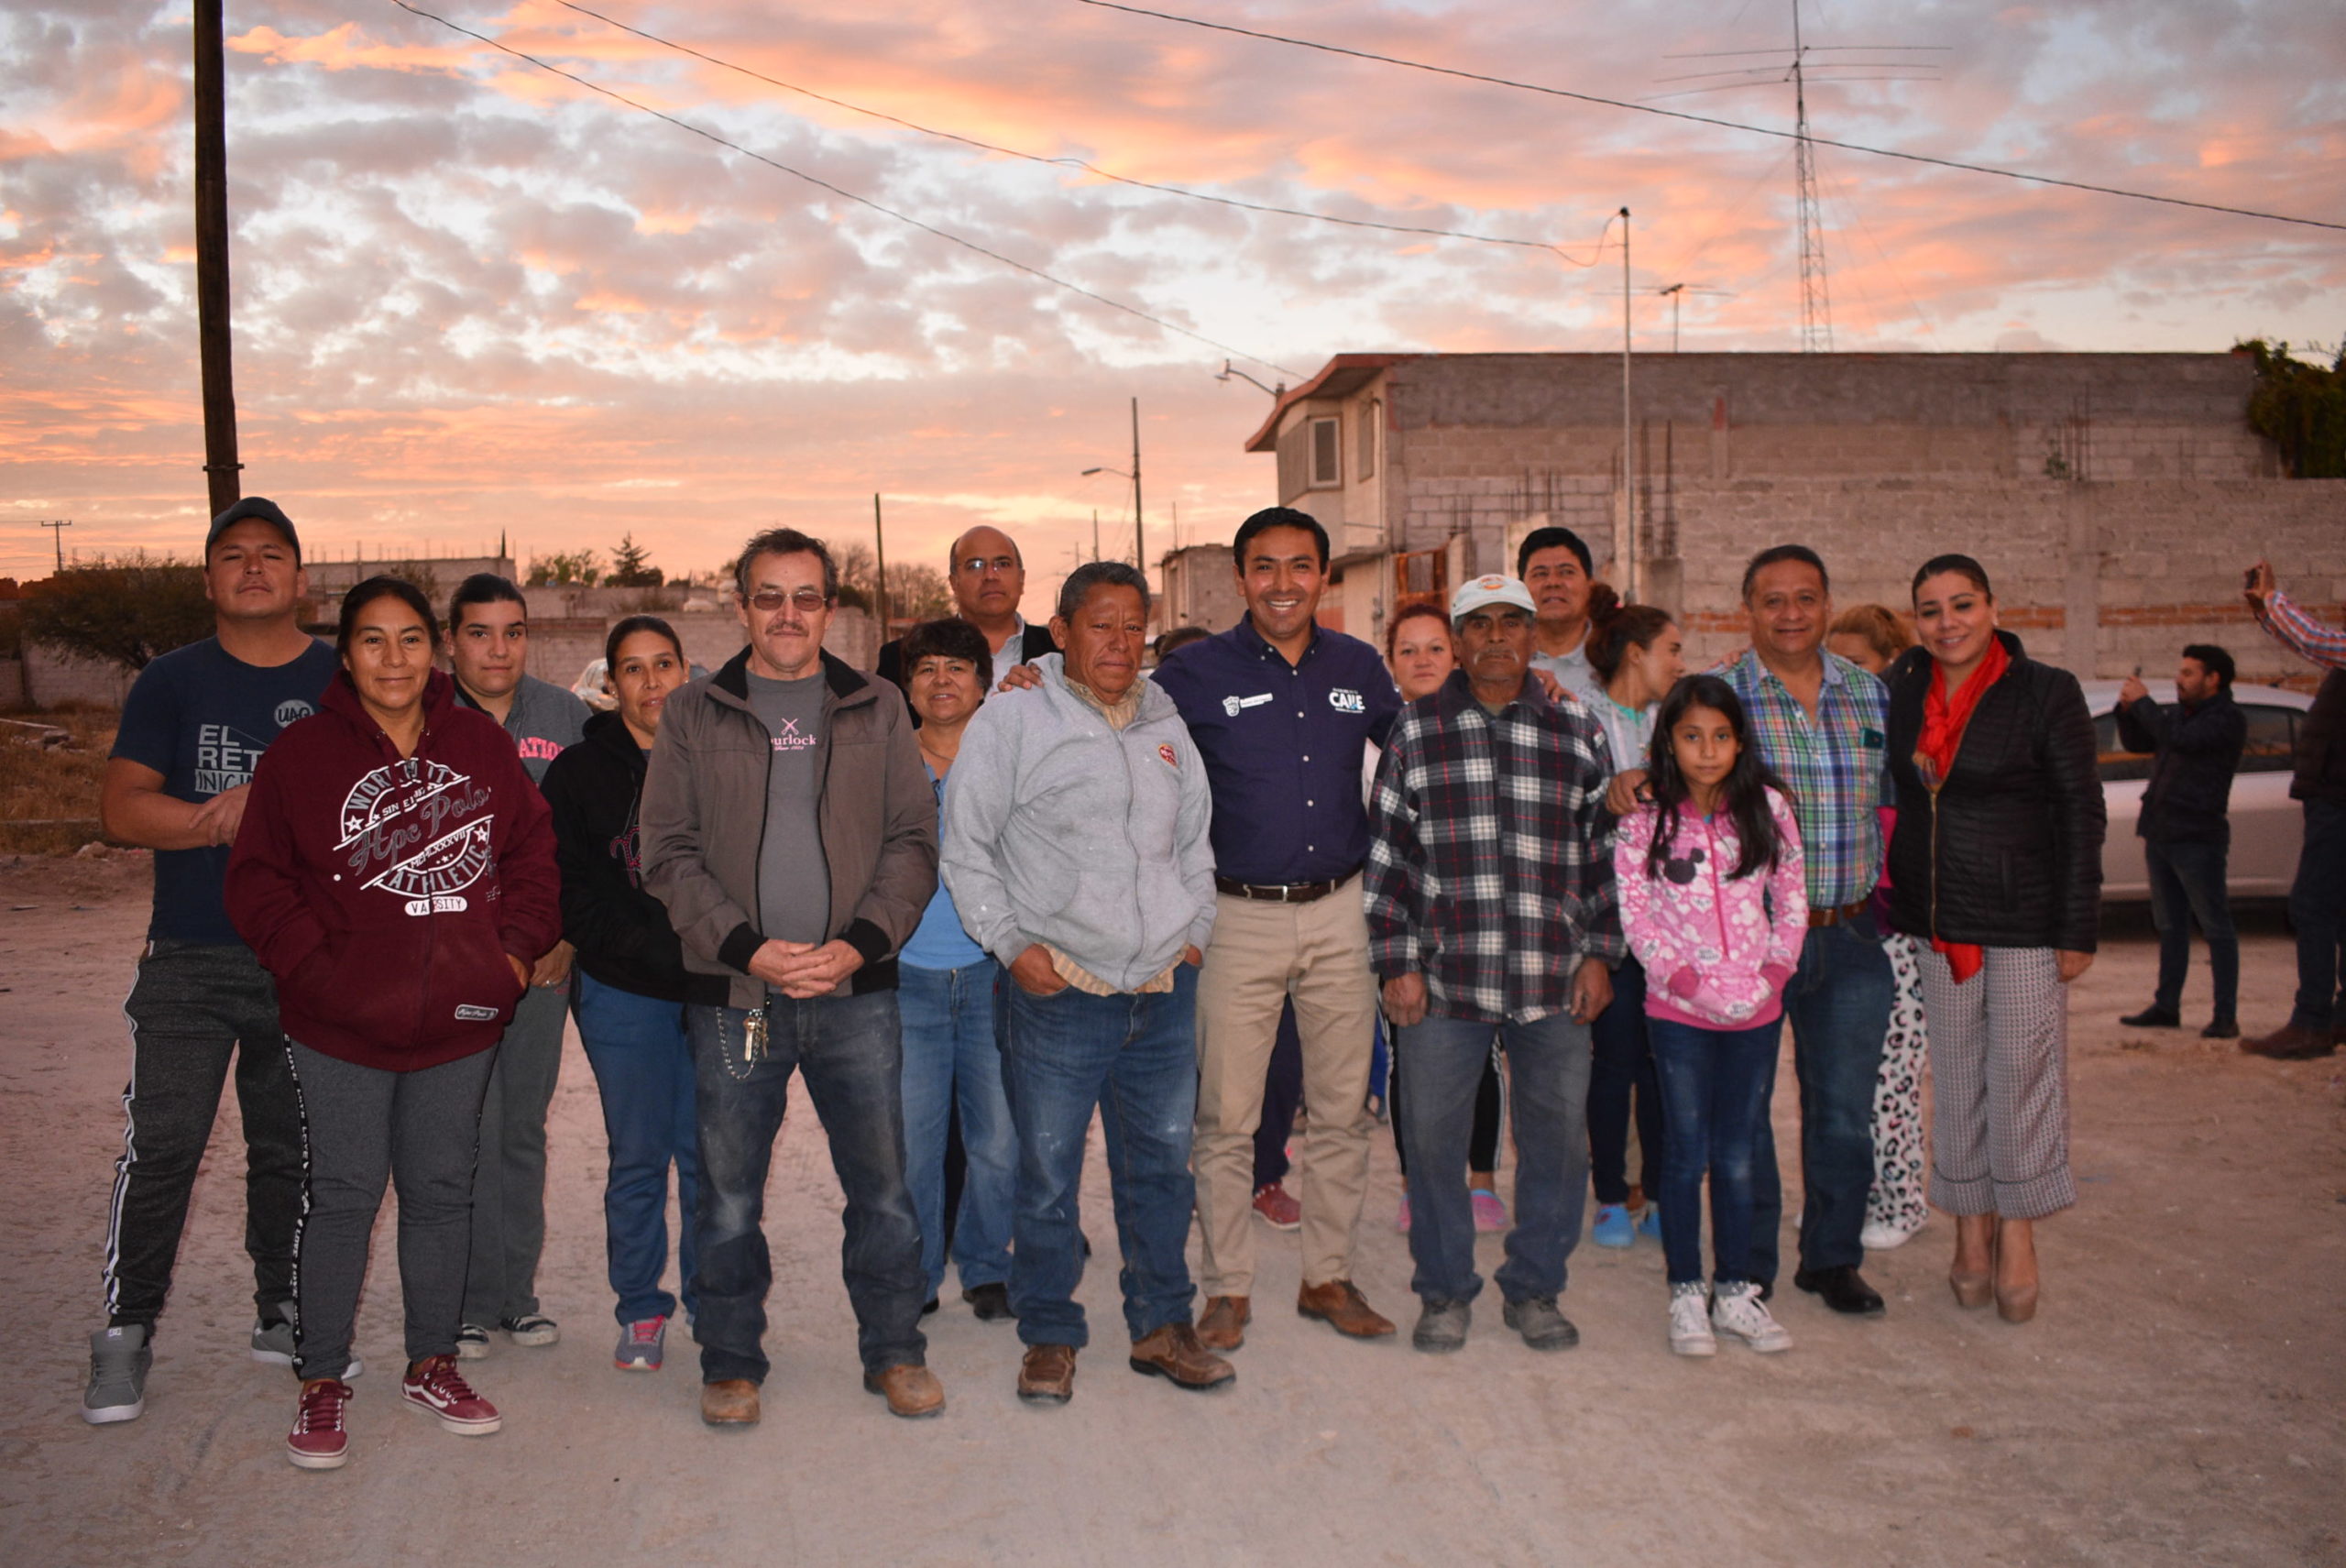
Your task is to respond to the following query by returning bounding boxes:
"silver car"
[2085,680,2313,900]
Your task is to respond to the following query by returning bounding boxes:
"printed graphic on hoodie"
[338,757,498,916]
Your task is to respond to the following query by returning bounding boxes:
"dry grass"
[0,707,116,855]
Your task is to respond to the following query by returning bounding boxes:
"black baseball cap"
[206,496,301,559]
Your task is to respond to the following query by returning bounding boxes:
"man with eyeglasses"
[1365,573,1620,1355]
[878,526,1058,698]
[641,528,942,1426]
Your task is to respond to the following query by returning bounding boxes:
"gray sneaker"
[252,1302,364,1380]
[1501,1295,1581,1352]
[500,1314,560,1348]
[1411,1298,1472,1354]
[455,1322,492,1360]
[82,1324,151,1425]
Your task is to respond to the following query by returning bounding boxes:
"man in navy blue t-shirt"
[81,497,338,1426]
[1151,507,1404,1355]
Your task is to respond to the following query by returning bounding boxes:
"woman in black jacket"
[540,615,728,1373]
[1886,554,2104,1325]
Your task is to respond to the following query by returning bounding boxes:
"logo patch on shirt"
[1221,692,1275,718]
[1328,687,1366,714]
[1158,743,1179,769]
[273,698,314,728]
[454,1003,500,1021]
[769,717,817,752]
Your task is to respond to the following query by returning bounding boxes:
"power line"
[554,0,1609,264]
[1074,0,2346,233]
[382,0,1304,378]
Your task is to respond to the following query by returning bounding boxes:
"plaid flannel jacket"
[1721,647,1891,909]
[1364,671,1624,1025]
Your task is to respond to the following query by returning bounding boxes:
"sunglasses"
[748,587,830,614]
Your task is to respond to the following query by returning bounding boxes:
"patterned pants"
[1917,946,2076,1221]
[1864,937,1932,1237]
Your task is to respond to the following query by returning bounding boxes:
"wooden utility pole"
[1128,397,1146,582]
[193,0,242,516]
[41,519,73,571]
[872,493,890,634]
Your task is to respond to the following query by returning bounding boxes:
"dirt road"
[2,855,2339,1566]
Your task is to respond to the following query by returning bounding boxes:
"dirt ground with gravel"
[1,853,2340,1568]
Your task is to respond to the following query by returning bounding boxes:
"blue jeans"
[2288,799,2346,1033]
[574,974,700,1325]
[1002,968,1200,1349]
[1394,1007,1592,1304]
[898,959,1015,1299]
[1586,958,1662,1204]
[1749,916,1894,1280]
[1649,1015,1785,1287]
[686,989,926,1383]
[2145,838,2237,1022]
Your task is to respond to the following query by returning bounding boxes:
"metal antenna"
[1790,1,1834,350]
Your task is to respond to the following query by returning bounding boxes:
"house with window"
[1241,349,2342,680]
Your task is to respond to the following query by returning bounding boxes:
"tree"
[22,553,213,671]
[2238,337,2346,478]
[527,549,603,587]
[608,532,663,587]
[833,542,951,623]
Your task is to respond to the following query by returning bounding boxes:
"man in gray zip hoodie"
[640,529,941,1426]
[940,562,1226,1404]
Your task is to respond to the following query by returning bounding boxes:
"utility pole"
[1091,510,1101,564]
[1128,397,1146,581]
[41,519,73,571]
[193,0,242,516]
[1619,206,1638,601]
[872,492,890,634]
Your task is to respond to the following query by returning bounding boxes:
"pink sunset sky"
[4,0,2341,602]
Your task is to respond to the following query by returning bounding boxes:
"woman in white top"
[1582,601,1686,1248]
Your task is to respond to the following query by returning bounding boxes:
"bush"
[21,554,211,671]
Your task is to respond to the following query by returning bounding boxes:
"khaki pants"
[1193,879,1378,1297]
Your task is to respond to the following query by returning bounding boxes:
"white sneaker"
[1668,1286,1716,1357]
[1711,1282,1793,1353]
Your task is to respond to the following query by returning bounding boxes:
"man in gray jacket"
[640,528,942,1426]
[940,561,1228,1405]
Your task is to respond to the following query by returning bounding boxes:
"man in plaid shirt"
[1722,543,1897,1320]
[1365,573,1621,1356]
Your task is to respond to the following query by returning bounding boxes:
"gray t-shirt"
[744,670,830,945]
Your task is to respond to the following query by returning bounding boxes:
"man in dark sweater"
[876,526,1058,699]
[2116,644,2248,1038]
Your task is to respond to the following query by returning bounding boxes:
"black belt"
[1214,871,1358,905]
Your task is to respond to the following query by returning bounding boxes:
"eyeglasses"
[957,555,1019,576]
[748,587,830,613]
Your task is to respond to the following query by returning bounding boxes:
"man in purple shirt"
[1152,507,1403,1355]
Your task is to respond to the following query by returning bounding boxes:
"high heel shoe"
[1949,1217,1993,1309]
[1994,1220,2039,1322]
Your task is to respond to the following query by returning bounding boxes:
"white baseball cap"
[1449,573,1537,620]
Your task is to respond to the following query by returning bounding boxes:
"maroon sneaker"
[287,1379,353,1471]
[400,1354,501,1435]
[1251,1181,1302,1231]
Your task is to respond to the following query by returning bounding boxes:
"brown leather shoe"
[1128,1322,1235,1391]
[1196,1294,1251,1351]
[2242,1023,2336,1060]
[1297,1279,1397,1339]
[700,1377,760,1427]
[862,1363,945,1419]
[1015,1343,1077,1404]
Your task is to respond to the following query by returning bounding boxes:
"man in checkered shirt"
[1364,572,1622,1356]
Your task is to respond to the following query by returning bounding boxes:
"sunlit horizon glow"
[5,0,2341,612]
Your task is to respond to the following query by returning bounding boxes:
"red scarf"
[1915,636,2011,983]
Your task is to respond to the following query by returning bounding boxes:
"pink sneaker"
[286,1378,352,1470]
[1251,1181,1302,1231]
[400,1354,501,1435]
[1471,1189,1509,1233]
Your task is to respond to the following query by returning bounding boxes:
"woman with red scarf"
[1884,554,2104,1324]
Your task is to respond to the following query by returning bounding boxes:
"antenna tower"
[1791,0,1831,352]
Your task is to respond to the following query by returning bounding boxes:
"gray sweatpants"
[286,1038,497,1379]
[462,981,568,1325]
[1917,946,2077,1222]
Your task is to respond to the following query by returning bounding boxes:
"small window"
[2239,705,2298,774]
[1309,417,1340,488]
[1357,400,1379,481]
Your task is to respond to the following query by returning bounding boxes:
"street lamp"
[1080,398,1146,581]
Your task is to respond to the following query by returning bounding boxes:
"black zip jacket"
[2116,688,2245,845]
[540,708,729,1005]
[1884,630,2106,954]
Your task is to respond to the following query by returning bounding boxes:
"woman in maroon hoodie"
[226,576,559,1471]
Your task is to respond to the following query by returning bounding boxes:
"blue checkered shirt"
[1365,672,1623,1025]
[1721,648,1891,908]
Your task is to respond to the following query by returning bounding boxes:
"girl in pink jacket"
[1613,674,1806,1359]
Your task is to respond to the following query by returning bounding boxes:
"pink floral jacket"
[1613,787,1808,1029]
